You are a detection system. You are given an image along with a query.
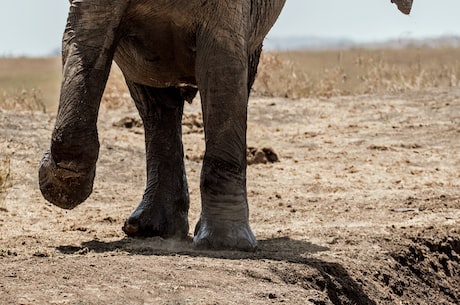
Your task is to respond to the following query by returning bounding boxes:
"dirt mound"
[390,236,460,303]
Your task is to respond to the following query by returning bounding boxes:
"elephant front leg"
[39,1,127,209]
[194,25,256,251]
[122,85,190,239]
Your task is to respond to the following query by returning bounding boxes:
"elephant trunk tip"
[392,0,413,15]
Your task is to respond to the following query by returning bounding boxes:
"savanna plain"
[1,47,459,304]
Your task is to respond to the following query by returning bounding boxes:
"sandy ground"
[0,89,459,304]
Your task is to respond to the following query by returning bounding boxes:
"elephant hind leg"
[122,82,189,239]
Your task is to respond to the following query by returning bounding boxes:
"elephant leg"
[122,83,189,239]
[193,19,256,251]
[39,1,129,209]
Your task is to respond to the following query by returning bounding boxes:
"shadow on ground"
[57,236,326,261]
[57,237,376,305]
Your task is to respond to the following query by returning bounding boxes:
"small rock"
[112,117,143,129]
[247,146,279,165]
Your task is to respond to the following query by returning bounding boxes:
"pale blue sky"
[1,0,460,56]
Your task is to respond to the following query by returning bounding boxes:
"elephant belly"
[114,12,197,88]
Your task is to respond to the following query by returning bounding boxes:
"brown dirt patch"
[1,88,459,304]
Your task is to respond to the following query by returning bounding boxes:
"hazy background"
[1,0,460,56]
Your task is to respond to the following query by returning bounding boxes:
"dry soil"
[1,88,459,304]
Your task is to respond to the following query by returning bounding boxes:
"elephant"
[39,0,286,251]
[39,1,412,251]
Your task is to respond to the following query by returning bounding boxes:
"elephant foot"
[122,199,189,239]
[193,218,257,252]
[38,150,95,210]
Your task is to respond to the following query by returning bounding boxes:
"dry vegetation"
[0,57,61,112]
[0,156,10,212]
[255,46,460,99]
[101,46,460,105]
[2,46,460,110]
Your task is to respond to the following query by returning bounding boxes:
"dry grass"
[101,64,131,110]
[1,46,460,111]
[254,46,460,98]
[102,46,460,106]
[0,88,47,113]
[0,57,61,112]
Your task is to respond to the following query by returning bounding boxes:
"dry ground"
[0,86,459,304]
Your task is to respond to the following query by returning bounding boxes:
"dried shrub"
[0,88,46,113]
[253,53,314,99]
[355,54,460,94]
[0,156,11,211]
[253,52,351,99]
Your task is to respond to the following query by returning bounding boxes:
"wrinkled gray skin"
[392,0,413,15]
[39,0,286,251]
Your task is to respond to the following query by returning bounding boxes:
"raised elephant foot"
[38,151,95,210]
[193,218,257,252]
[122,200,189,239]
